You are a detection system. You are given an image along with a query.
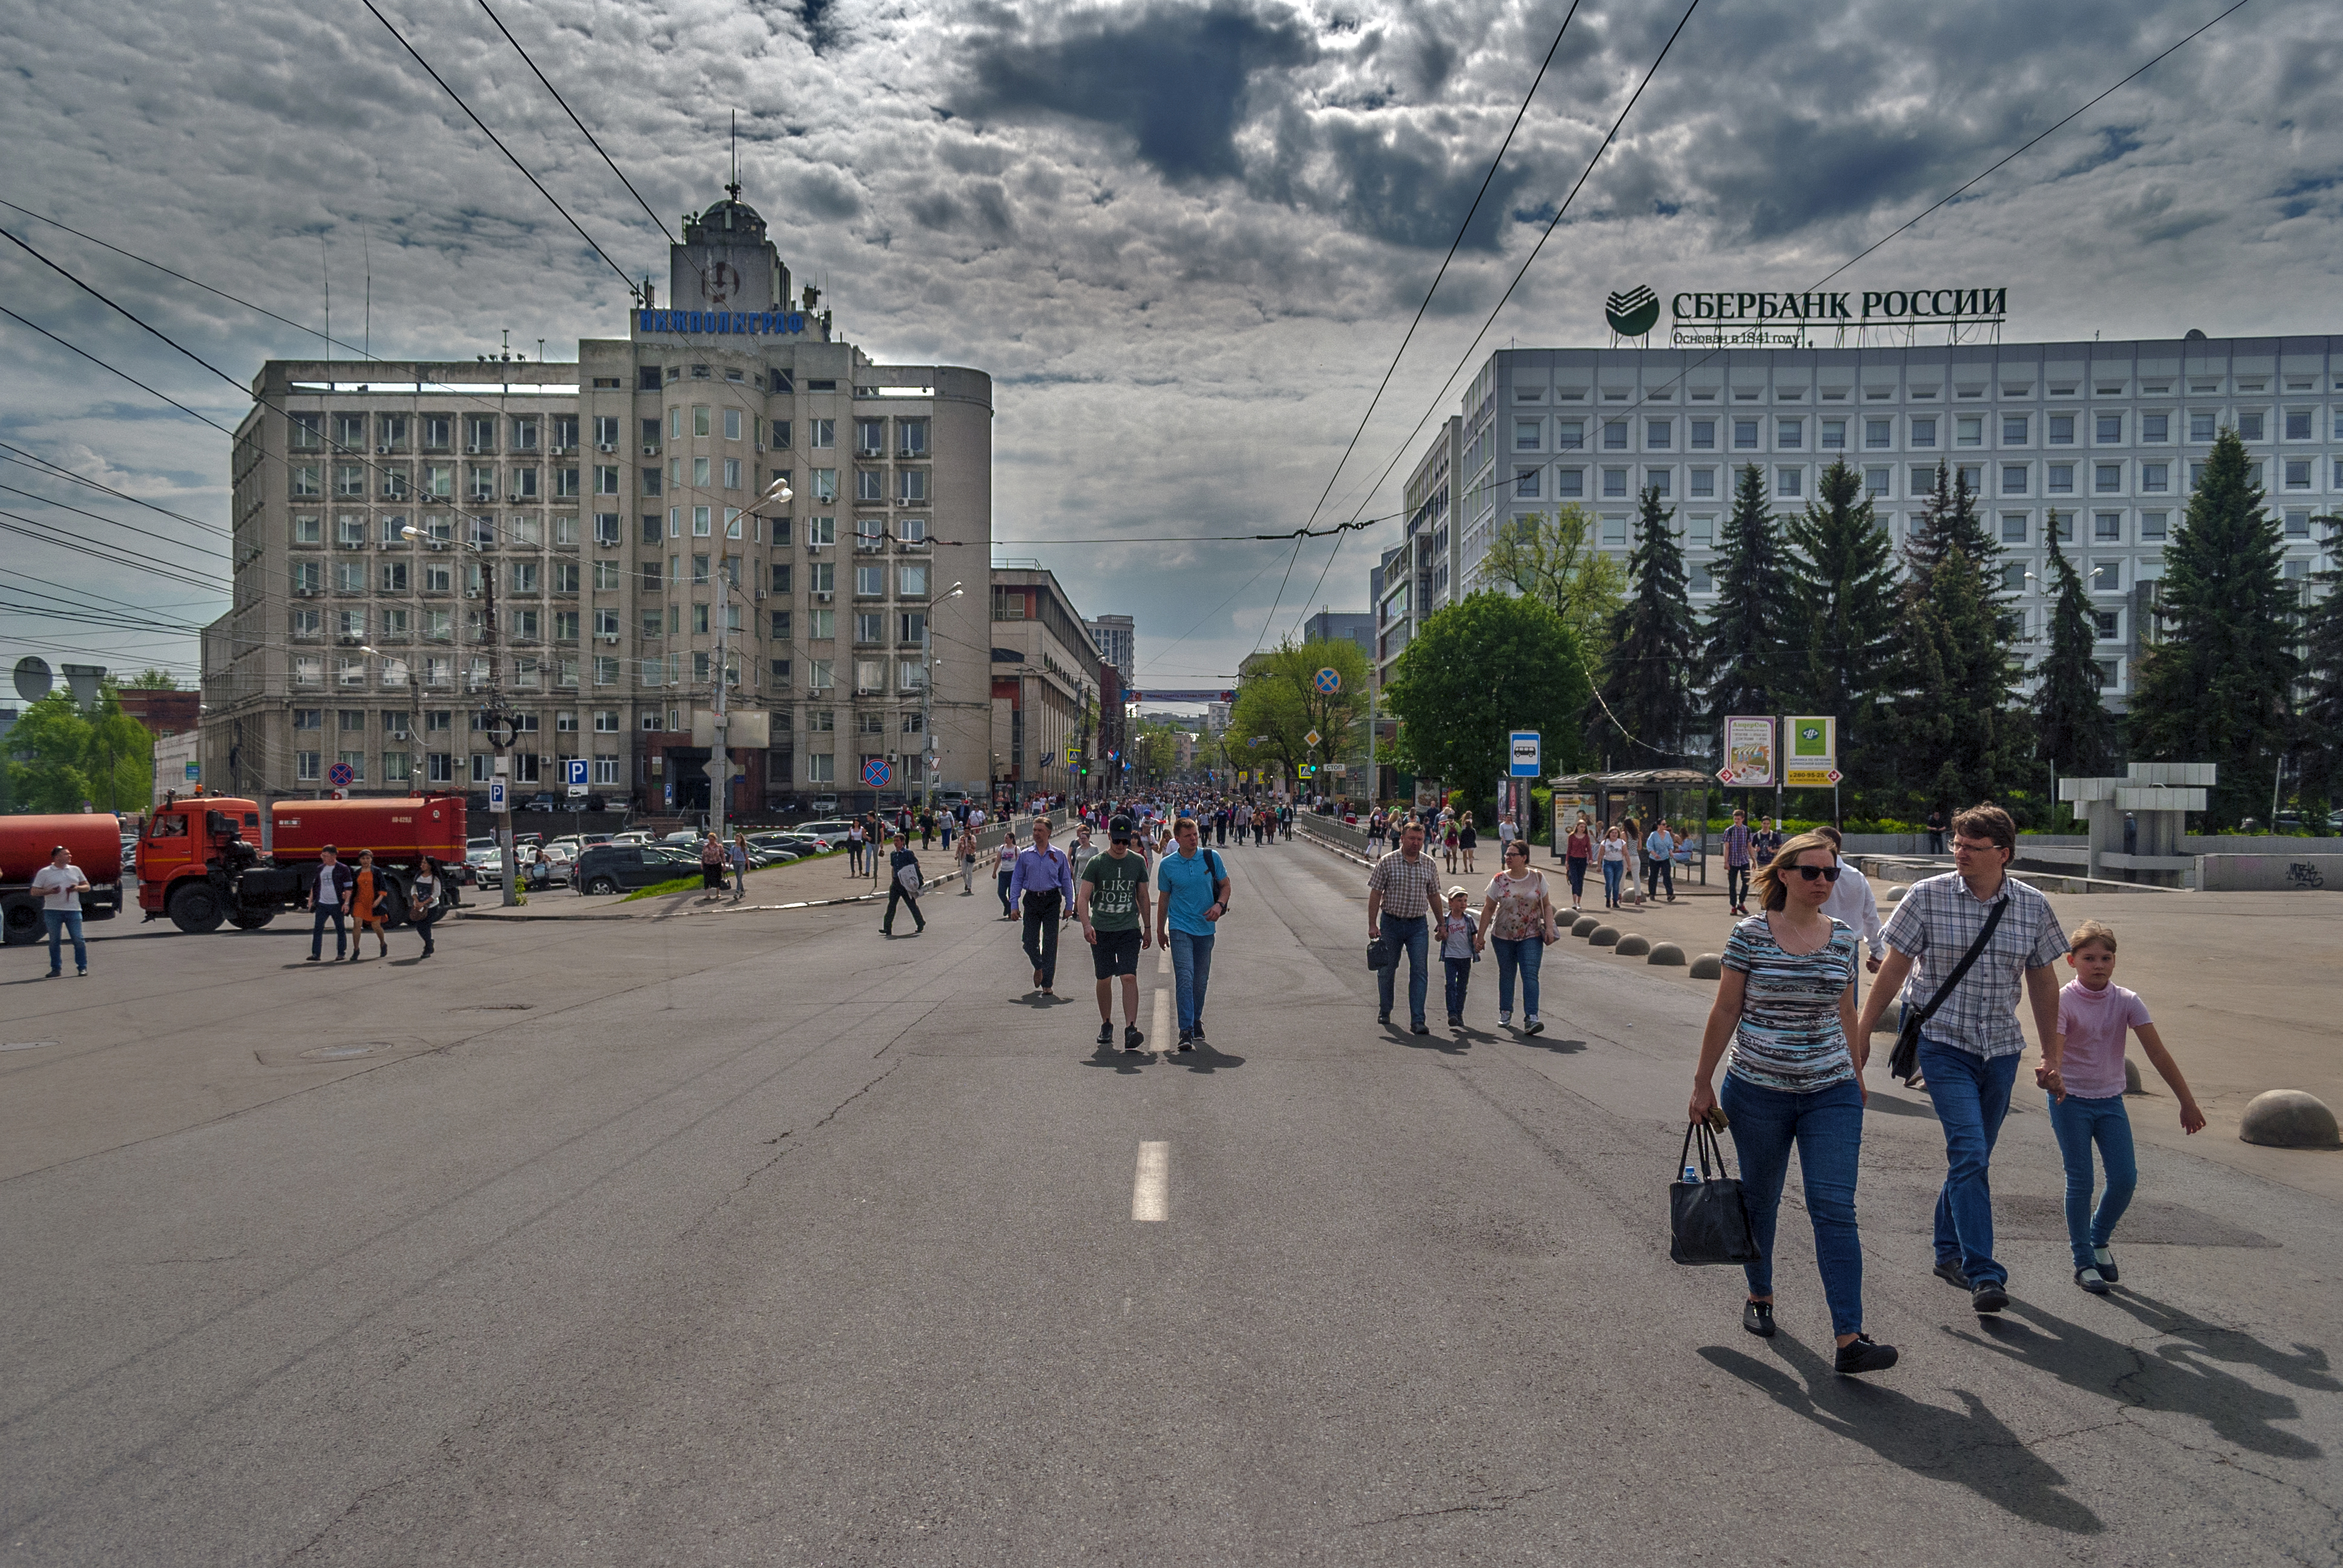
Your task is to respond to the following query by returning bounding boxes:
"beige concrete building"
[986,568,1101,801]
[203,187,994,814]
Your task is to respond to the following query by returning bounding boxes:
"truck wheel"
[586,877,619,896]
[1,892,42,946]
[229,910,277,931]
[373,872,410,930]
[168,883,228,935]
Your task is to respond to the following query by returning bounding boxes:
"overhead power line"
[355,0,641,301]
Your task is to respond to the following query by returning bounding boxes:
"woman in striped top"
[1688,831,1896,1376]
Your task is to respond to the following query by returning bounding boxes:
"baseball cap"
[1109,815,1135,842]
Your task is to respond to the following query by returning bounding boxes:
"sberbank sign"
[1670,287,2007,322]
[1605,282,2008,344]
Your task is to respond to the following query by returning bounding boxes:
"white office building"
[1380,333,2343,711]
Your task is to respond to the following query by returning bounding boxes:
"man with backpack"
[1155,815,1231,1050]
[882,831,926,936]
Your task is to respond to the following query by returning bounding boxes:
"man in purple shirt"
[1722,808,1755,916]
[1009,816,1076,996]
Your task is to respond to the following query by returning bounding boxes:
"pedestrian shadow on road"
[1080,1042,1147,1076]
[1513,1034,1588,1056]
[1179,1043,1245,1073]
[1864,1094,1938,1119]
[1954,1298,2329,1460]
[1700,1339,2103,1533]
[2102,1290,2341,1396]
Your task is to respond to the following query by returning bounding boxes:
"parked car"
[522,793,560,813]
[797,819,854,840]
[807,795,840,815]
[749,831,830,856]
[466,846,503,887]
[611,830,652,845]
[574,843,704,895]
[580,833,615,846]
[662,829,704,846]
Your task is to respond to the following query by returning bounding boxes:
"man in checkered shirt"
[1855,803,2068,1315]
[1367,818,1439,1034]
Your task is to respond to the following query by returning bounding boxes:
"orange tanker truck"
[0,814,126,945]
[135,790,469,934]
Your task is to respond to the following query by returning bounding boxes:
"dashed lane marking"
[1132,1140,1168,1221]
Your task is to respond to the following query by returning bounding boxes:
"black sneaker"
[1743,1301,1776,1338]
[1835,1335,1899,1375]
[1411,1021,1430,1035]
[1932,1259,1971,1292]
[1123,1025,1145,1053]
[1971,1279,2010,1314]
[1377,1012,1391,1025]
[1097,1021,1114,1048]
[1191,1023,1208,1047]
[2092,1247,2119,1283]
[1177,1028,1193,1049]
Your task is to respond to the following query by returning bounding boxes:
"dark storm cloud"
[957,0,1319,183]
[1317,116,1539,249]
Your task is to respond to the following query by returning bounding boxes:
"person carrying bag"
[1670,1119,1757,1266]
[1688,831,1899,1376]
[1886,901,2007,1086]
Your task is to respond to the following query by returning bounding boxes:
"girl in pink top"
[2040,920,2206,1295]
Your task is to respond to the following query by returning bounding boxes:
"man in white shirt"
[1815,825,1885,974]
[32,845,91,978]
[306,844,356,962]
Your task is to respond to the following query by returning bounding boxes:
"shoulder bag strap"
[1909,897,2008,1030]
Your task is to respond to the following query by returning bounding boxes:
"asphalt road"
[3,838,2339,1565]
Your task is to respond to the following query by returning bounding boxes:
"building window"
[1557,420,1584,450]
[2089,560,2122,592]
[2094,463,2122,493]
[897,469,928,503]
[2284,509,2312,538]
[1864,419,1891,449]
[1773,468,1800,498]
[1648,469,1671,498]
[297,751,321,782]
[1602,422,1628,451]
[1516,468,1541,499]
[2140,511,2168,540]
[2236,411,2265,441]
[1599,515,1628,546]
[1602,469,1627,498]
[1515,420,1540,451]
[1647,420,1673,448]
[1689,420,1715,450]
[899,563,928,596]
[1910,418,1936,448]
[2002,415,2028,443]
[2094,512,2123,542]
[1864,466,1890,498]
[2001,513,2027,543]
[1732,420,1758,449]
[2001,465,2027,495]
[1778,419,1803,449]
[855,564,885,596]
[1688,561,1713,592]
[2284,458,2312,489]
[1556,468,1583,498]
[2048,464,2074,494]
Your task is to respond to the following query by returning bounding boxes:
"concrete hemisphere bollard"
[2238,1090,2341,1149]
[2125,1057,2144,1096]
[1588,924,1619,946]
[1572,915,1602,938]
[1647,940,1686,967]
[1688,952,1723,979]
[1883,884,1909,903]
[1614,933,1651,956]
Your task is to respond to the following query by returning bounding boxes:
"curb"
[1296,826,1374,869]
[649,874,960,921]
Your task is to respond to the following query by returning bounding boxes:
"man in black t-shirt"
[1078,816,1155,1052]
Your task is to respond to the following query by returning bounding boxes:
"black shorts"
[1090,926,1142,978]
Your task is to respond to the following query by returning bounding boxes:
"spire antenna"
[726,110,741,200]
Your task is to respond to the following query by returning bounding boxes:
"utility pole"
[708,557,731,855]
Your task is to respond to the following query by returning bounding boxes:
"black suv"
[574,843,702,895]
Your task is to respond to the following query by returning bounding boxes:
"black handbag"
[1367,933,1398,971]
[1669,1120,1759,1267]
[1886,898,2006,1085]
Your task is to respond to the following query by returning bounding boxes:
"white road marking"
[1153,985,1171,1046]
[1132,1141,1168,1221]
[1158,945,1172,974]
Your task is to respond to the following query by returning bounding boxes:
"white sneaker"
[1498,1011,1512,1027]
[1524,1015,1545,1036]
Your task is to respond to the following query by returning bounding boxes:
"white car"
[611,830,653,846]
[467,846,504,887]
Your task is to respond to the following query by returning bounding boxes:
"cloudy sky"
[2,0,2337,697]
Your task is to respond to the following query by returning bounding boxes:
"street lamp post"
[707,475,795,855]
[408,520,520,906]
[923,581,963,818]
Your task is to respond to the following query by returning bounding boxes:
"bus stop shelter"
[1546,768,1717,885]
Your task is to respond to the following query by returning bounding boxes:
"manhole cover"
[297,1043,383,1062]
[2,1040,60,1053]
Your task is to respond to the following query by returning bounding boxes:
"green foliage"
[1903,459,2001,599]
[1227,636,1372,783]
[2,686,154,814]
[2033,518,2116,780]
[1890,538,2028,814]
[1702,463,1793,730]
[1783,459,1902,787]
[1478,503,1627,662]
[123,669,180,690]
[1383,592,1590,815]
[2129,429,2299,825]
[2299,511,2343,815]
[1598,483,1701,762]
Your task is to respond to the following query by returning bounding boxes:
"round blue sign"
[327,762,355,787]
[861,757,893,788]
[1314,667,1342,694]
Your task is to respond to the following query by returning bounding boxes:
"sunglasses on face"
[1789,864,1841,883]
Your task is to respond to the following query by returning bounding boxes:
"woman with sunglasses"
[1688,831,1897,1376]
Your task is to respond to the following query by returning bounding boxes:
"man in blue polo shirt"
[1154,815,1230,1051]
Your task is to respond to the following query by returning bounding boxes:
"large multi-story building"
[203,186,995,814]
[1380,416,1464,688]
[1299,610,1374,664]
[1377,334,2343,714]
[988,567,1101,800]
[1084,613,1135,681]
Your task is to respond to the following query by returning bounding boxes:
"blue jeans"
[1443,957,1472,1018]
[996,869,1014,915]
[1168,930,1214,1031]
[1492,935,1543,1018]
[2046,1093,2137,1269]
[1919,1038,2022,1288]
[44,910,86,973]
[310,904,348,959]
[1601,860,1624,903]
[1720,1073,1867,1336]
[1376,913,1429,1024]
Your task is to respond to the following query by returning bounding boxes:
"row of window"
[283,510,935,555]
[1512,409,2342,456]
[290,412,585,456]
[1507,374,2338,404]
[1513,455,2338,503]
[290,559,582,595]
[290,456,936,505]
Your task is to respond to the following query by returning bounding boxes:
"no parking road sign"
[860,757,893,789]
[327,761,355,788]
[1313,667,1342,694]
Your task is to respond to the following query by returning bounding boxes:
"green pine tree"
[1893,542,2028,813]
[1702,463,1792,734]
[1904,459,1999,594]
[2298,511,2343,822]
[2032,514,2116,783]
[1783,459,1901,788]
[2129,428,2298,825]
[1597,483,1702,762]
